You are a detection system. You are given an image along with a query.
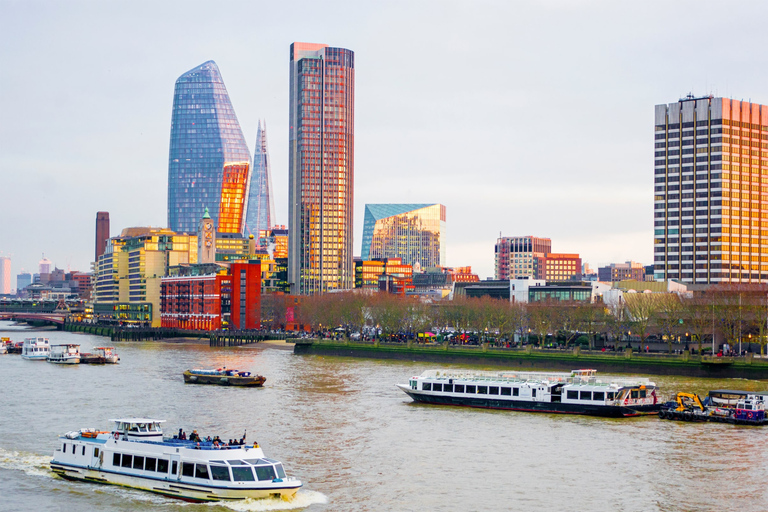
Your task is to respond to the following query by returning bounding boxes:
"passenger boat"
[0,337,11,354]
[21,337,50,360]
[397,369,661,417]
[80,347,119,364]
[50,418,302,503]
[183,368,266,387]
[48,344,81,364]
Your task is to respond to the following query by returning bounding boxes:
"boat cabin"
[111,418,165,441]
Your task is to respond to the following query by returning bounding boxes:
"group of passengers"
[175,429,251,449]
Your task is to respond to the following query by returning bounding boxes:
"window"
[478,386,488,394]
[231,466,255,481]
[210,465,231,481]
[567,390,578,399]
[580,391,592,400]
[593,392,605,401]
[489,386,499,395]
[195,464,210,480]
[94,448,100,458]
[182,462,195,477]
[133,456,144,470]
[532,389,537,398]
[158,459,169,474]
[455,384,465,393]
[275,464,286,479]
[501,387,511,396]
[466,385,476,393]
[82,446,86,456]
[639,390,647,398]
[607,392,616,400]
[422,382,431,391]
[113,453,121,466]
[433,383,442,392]
[145,457,157,472]
[443,384,453,393]
[121,455,133,468]
[512,388,519,396]
[254,465,277,481]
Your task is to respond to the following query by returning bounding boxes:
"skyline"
[4,1,768,282]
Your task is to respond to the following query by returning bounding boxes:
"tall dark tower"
[95,211,110,263]
[289,42,355,295]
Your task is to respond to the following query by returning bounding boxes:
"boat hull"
[80,355,119,364]
[22,354,49,360]
[47,357,81,364]
[183,371,266,387]
[400,388,660,417]
[49,463,300,502]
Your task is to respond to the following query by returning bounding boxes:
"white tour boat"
[50,418,302,503]
[47,344,81,364]
[21,337,50,360]
[397,369,661,417]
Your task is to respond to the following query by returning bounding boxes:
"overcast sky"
[3,0,768,286]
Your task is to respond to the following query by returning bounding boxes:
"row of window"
[565,390,615,401]
[424,382,531,396]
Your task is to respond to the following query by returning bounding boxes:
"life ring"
[747,411,754,419]
[114,432,119,440]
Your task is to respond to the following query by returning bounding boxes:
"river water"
[1,322,767,512]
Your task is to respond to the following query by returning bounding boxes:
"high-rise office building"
[245,121,274,240]
[361,204,446,268]
[0,257,10,294]
[39,256,52,276]
[167,60,251,235]
[494,236,551,280]
[289,42,355,294]
[654,96,768,284]
[16,272,32,293]
[95,211,110,263]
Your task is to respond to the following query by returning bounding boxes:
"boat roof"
[110,418,166,424]
[709,389,768,396]
[416,369,654,387]
[52,343,80,347]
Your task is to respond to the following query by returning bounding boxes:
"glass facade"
[245,121,274,239]
[289,43,355,294]
[218,161,250,234]
[168,61,251,235]
[361,204,446,268]
[654,97,768,284]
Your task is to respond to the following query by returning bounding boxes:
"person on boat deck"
[213,440,221,449]
[206,436,212,442]
[190,430,200,442]
[178,428,183,439]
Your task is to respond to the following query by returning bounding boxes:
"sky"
[3,0,768,287]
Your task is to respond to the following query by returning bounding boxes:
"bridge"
[0,311,68,327]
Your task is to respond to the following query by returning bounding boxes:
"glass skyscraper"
[289,43,355,294]
[245,120,274,238]
[168,60,251,235]
[361,204,446,268]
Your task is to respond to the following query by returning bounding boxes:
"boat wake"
[0,447,54,478]
[214,490,328,511]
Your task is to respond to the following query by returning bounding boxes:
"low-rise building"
[597,261,645,283]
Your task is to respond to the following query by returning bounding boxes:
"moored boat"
[47,344,81,364]
[49,418,301,502]
[21,337,50,360]
[80,346,119,364]
[7,341,23,354]
[397,369,661,417]
[183,368,266,387]
[0,337,11,354]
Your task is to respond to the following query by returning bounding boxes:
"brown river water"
[1,321,767,512]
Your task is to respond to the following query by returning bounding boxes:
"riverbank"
[293,339,768,379]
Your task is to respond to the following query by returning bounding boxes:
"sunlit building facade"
[245,121,274,240]
[217,161,250,234]
[0,257,10,294]
[534,253,582,281]
[494,236,551,280]
[168,60,251,235]
[289,42,355,295]
[361,204,446,268]
[654,97,768,283]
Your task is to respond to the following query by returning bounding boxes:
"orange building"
[218,161,250,234]
[535,253,582,281]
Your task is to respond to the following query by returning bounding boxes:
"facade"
[167,60,251,235]
[0,257,10,294]
[245,121,274,240]
[534,253,582,281]
[495,236,551,280]
[93,228,197,327]
[39,256,52,276]
[597,261,645,282]
[217,161,251,234]
[289,42,355,294]
[260,226,288,260]
[354,258,414,294]
[361,204,446,268]
[95,211,110,263]
[654,96,768,284]
[16,272,32,294]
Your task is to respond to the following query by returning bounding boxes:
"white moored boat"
[47,344,81,364]
[21,337,50,360]
[50,418,302,503]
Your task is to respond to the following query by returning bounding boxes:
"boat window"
[631,390,639,399]
[580,391,592,400]
[443,384,453,392]
[243,459,262,465]
[231,466,255,481]
[129,424,139,432]
[501,387,511,396]
[171,461,178,476]
[62,443,67,453]
[455,384,465,393]
[211,460,227,464]
[567,390,578,399]
[121,455,133,468]
[466,385,476,393]
[489,387,499,395]
[478,386,487,394]
[195,464,210,480]
[745,404,753,410]
[113,453,121,466]
[82,446,86,456]
[182,462,195,477]
[422,383,431,391]
[210,465,231,481]
[138,424,148,432]
[639,390,647,399]
[532,389,537,398]
[607,392,616,400]
[133,456,144,470]
[513,388,519,396]
[275,464,286,479]
[433,383,443,392]
[254,465,277,481]
[229,460,249,465]
[158,459,169,474]
[94,448,99,458]
[145,457,157,472]
[593,392,605,401]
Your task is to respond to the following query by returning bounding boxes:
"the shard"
[245,120,274,239]
[167,60,251,234]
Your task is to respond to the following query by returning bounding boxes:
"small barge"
[659,390,768,425]
[50,418,301,502]
[80,347,119,364]
[397,369,661,417]
[183,368,266,387]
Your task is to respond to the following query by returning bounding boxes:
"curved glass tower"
[167,60,251,234]
[245,120,274,237]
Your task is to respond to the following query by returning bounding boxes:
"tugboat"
[80,347,119,364]
[47,344,81,364]
[398,369,661,417]
[50,418,302,502]
[183,368,266,387]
